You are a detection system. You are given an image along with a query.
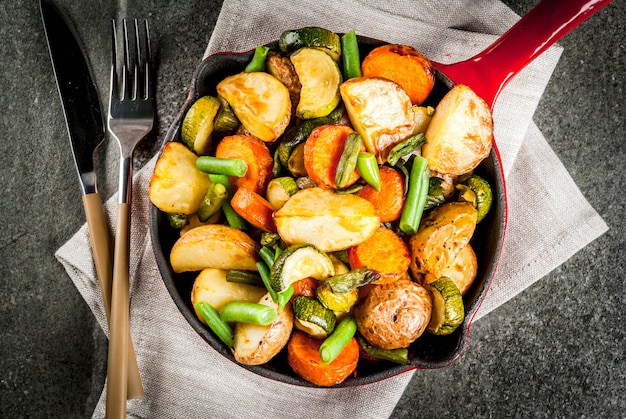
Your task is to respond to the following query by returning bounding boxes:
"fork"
[106,18,154,418]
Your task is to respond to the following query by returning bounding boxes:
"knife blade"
[40,0,144,400]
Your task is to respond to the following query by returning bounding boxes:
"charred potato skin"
[266,50,301,119]
[354,278,432,350]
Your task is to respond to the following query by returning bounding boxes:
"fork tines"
[110,19,151,101]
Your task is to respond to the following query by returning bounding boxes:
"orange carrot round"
[361,44,435,105]
[287,330,359,387]
[348,226,410,284]
[230,187,277,232]
[303,124,362,189]
[291,277,319,299]
[356,165,406,222]
[215,135,273,195]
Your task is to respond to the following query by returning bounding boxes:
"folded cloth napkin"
[56,0,608,417]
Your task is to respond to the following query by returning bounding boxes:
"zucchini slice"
[427,276,465,336]
[213,96,240,136]
[181,96,222,155]
[457,174,493,223]
[269,244,335,292]
[315,283,358,313]
[279,27,341,62]
[290,48,342,119]
[293,296,336,338]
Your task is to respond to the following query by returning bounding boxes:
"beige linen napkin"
[56,0,608,417]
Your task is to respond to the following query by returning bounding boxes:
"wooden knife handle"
[83,194,144,401]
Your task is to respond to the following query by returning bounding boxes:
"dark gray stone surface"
[0,0,623,417]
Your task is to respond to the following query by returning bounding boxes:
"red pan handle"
[433,0,612,108]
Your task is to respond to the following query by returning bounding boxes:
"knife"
[40,0,143,400]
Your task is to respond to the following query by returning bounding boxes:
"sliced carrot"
[348,226,410,285]
[287,330,359,387]
[356,165,406,222]
[230,187,277,232]
[291,277,319,299]
[361,44,435,105]
[215,135,273,195]
[303,124,362,189]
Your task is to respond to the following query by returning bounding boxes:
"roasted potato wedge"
[216,71,291,142]
[191,268,267,318]
[170,224,260,273]
[422,84,493,176]
[354,277,432,350]
[274,187,380,252]
[340,77,415,163]
[149,142,211,214]
[409,202,478,284]
[438,244,478,295]
[233,293,294,365]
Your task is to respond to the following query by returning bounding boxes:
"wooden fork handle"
[106,202,134,418]
[83,194,144,401]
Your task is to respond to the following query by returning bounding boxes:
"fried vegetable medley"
[149,27,495,386]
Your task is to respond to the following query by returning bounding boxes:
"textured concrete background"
[1,0,623,417]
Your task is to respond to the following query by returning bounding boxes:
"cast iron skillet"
[150,0,611,387]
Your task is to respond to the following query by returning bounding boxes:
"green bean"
[341,29,361,80]
[209,174,250,229]
[226,269,263,286]
[387,133,426,166]
[356,152,381,191]
[195,301,234,347]
[276,284,294,311]
[259,245,276,268]
[219,301,277,325]
[274,246,283,261]
[334,133,362,188]
[244,45,269,73]
[256,260,279,303]
[319,315,357,363]
[399,156,430,235]
[208,173,231,188]
[324,267,380,293]
[197,182,228,222]
[222,202,249,230]
[196,156,248,177]
[356,334,409,365]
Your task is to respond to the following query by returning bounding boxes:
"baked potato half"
[422,84,493,176]
[149,142,211,215]
[191,268,267,317]
[170,224,260,272]
[274,187,379,252]
[232,293,294,365]
[354,277,432,350]
[409,202,478,284]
